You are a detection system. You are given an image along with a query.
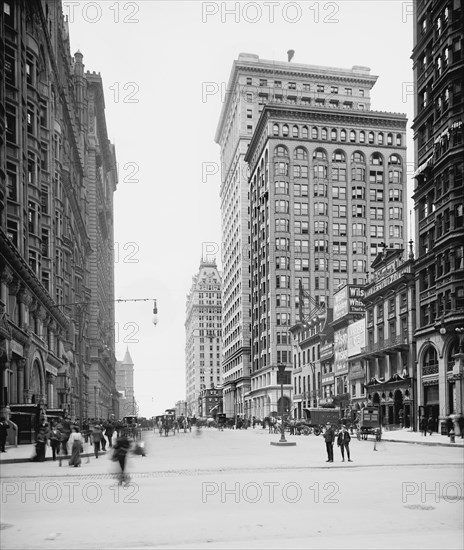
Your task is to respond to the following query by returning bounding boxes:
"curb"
[381,437,464,448]
[0,450,108,465]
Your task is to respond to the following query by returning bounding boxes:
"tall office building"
[217,54,407,420]
[185,259,222,416]
[0,1,117,437]
[243,58,407,420]
[412,0,464,428]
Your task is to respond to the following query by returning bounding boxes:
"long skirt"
[69,440,81,467]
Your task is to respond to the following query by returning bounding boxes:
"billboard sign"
[348,319,366,357]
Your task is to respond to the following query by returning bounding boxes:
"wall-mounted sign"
[348,319,366,357]
[334,327,348,374]
[334,285,365,318]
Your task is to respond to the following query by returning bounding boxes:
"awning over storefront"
[413,155,433,177]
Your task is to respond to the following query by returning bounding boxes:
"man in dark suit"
[337,425,353,462]
[323,422,336,462]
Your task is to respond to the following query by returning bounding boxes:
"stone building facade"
[412,0,464,430]
[0,1,117,439]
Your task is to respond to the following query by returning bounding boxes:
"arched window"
[273,124,280,136]
[388,154,402,165]
[359,131,365,144]
[371,152,383,165]
[349,130,356,142]
[368,132,375,144]
[378,132,384,145]
[294,147,308,160]
[351,151,365,163]
[292,125,299,138]
[313,148,327,161]
[422,346,438,375]
[275,145,288,157]
[387,133,393,145]
[321,128,328,140]
[331,129,337,141]
[311,127,318,139]
[340,129,347,142]
[282,125,289,137]
[302,126,309,139]
[396,134,402,146]
[332,150,346,163]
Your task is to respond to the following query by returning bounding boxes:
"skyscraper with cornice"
[185,259,222,416]
[216,53,407,420]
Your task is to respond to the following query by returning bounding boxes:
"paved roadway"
[1,428,463,549]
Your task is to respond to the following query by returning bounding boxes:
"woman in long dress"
[68,426,83,467]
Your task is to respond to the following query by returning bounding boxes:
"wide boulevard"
[1,428,463,549]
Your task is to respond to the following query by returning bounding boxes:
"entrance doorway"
[394,390,403,424]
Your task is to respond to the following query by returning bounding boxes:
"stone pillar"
[0,266,13,305]
[17,289,32,330]
[17,359,25,403]
[46,373,54,408]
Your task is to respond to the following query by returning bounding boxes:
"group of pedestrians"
[323,423,353,463]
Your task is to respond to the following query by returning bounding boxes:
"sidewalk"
[1,429,462,465]
[0,441,108,465]
[366,427,464,448]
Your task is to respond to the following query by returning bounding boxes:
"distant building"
[115,348,136,418]
[412,0,464,430]
[185,259,222,416]
[198,387,223,418]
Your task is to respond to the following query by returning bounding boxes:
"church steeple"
[122,347,134,366]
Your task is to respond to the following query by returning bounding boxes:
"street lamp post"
[270,364,296,447]
[52,297,158,428]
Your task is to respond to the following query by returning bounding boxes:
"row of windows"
[273,202,403,219]
[274,183,403,200]
[273,162,403,183]
[246,76,366,97]
[272,124,403,146]
[272,221,404,241]
[274,146,403,165]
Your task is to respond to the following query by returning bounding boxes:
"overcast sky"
[67,0,415,417]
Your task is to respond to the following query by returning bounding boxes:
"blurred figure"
[92,424,102,458]
[0,417,9,452]
[113,430,131,485]
[32,422,49,462]
[49,422,61,461]
[68,426,83,467]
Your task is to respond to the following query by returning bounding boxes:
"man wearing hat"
[323,422,336,462]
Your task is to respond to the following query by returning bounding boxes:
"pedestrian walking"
[337,425,352,462]
[92,424,102,458]
[457,415,464,438]
[112,430,131,485]
[32,423,48,462]
[105,424,114,448]
[100,425,107,452]
[420,416,428,436]
[323,422,335,462]
[68,426,83,467]
[0,417,9,452]
[49,423,61,461]
[427,416,434,435]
